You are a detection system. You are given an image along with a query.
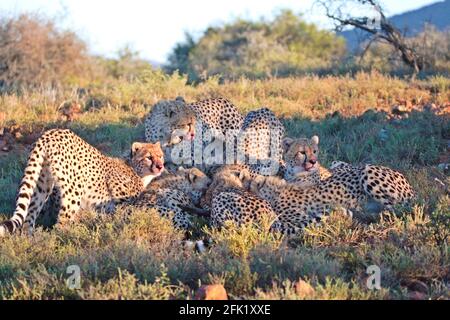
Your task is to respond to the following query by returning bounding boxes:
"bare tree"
[317,0,424,74]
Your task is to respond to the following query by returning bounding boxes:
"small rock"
[295,279,315,299]
[194,284,228,300]
[1,144,12,152]
[196,240,206,253]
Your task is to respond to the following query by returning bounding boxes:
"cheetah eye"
[313,150,317,154]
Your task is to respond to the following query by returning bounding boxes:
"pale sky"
[0,0,440,63]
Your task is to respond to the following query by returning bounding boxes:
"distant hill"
[340,0,450,51]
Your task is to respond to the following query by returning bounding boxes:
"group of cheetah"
[0,97,415,239]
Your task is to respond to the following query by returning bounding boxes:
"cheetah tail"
[0,141,47,237]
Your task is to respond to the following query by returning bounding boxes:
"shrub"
[166,10,346,81]
[0,13,93,90]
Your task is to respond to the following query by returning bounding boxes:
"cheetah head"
[131,142,165,185]
[200,165,245,208]
[177,166,211,193]
[242,174,286,203]
[282,135,320,179]
[163,97,196,146]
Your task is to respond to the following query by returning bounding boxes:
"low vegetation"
[0,9,448,300]
[0,71,448,300]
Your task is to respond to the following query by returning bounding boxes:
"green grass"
[0,73,449,299]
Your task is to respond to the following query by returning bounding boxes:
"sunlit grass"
[0,72,448,299]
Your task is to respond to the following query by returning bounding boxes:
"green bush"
[166,10,346,81]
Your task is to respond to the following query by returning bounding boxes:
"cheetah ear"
[175,96,185,103]
[311,135,319,145]
[188,172,197,183]
[177,166,185,172]
[282,137,294,152]
[238,170,248,181]
[165,107,176,118]
[131,142,144,156]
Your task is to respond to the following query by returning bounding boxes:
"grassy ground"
[0,72,449,299]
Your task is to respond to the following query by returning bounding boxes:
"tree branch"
[318,0,423,73]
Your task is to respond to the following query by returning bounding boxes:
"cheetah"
[328,161,416,209]
[150,167,211,205]
[199,164,255,210]
[238,107,285,176]
[188,97,244,135]
[144,96,196,147]
[0,129,165,236]
[129,189,196,231]
[192,137,329,233]
[182,165,276,229]
[282,136,415,208]
[282,135,331,188]
[241,161,415,235]
[144,97,244,171]
[128,167,211,230]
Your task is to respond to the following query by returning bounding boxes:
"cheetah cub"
[129,167,211,230]
[0,129,165,236]
[282,135,331,188]
[199,165,276,228]
[282,136,414,209]
[238,135,415,234]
